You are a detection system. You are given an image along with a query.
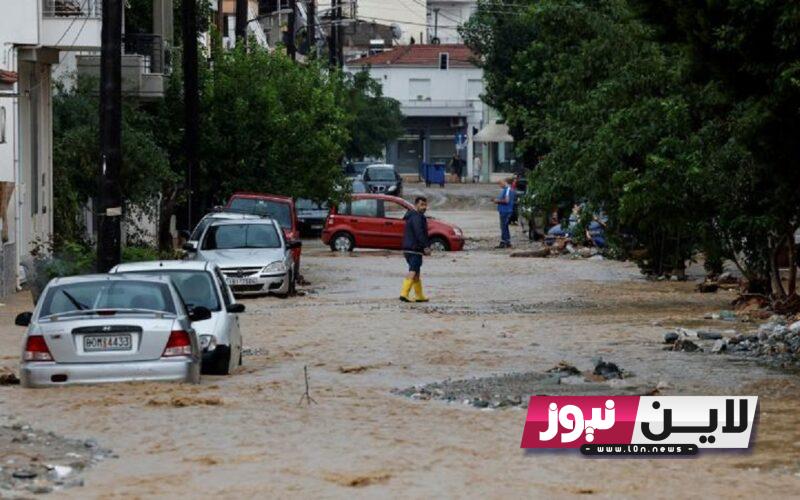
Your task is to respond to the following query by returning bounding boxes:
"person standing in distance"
[492,177,516,248]
[400,196,431,302]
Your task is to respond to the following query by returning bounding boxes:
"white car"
[187,218,300,297]
[110,261,244,375]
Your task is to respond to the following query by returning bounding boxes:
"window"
[384,201,408,220]
[409,78,431,100]
[202,223,282,250]
[348,199,379,217]
[364,167,397,181]
[227,197,292,230]
[124,270,221,312]
[40,281,176,317]
[439,53,449,70]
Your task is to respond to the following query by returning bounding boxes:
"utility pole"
[288,0,297,60]
[183,0,200,227]
[235,0,248,44]
[97,0,123,272]
[328,0,338,67]
[307,0,315,57]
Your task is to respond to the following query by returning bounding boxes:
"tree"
[632,0,800,304]
[200,46,349,204]
[463,0,704,276]
[52,77,177,247]
[337,70,404,160]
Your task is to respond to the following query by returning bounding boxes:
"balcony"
[401,98,477,118]
[40,0,102,49]
[76,34,168,100]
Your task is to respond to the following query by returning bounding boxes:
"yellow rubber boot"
[399,278,413,302]
[413,279,429,302]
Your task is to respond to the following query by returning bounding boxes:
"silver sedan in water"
[14,274,209,388]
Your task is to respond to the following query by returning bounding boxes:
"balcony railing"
[42,0,101,17]
[123,34,166,74]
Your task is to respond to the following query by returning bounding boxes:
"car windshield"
[121,271,220,311]
[366,168,396,181]
[228,198,292,229]
[296,199,328,210]
[190,217,213,241]
[40,280,176,317]
[202,223,282,250]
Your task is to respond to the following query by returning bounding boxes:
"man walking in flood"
[400,196,431,302]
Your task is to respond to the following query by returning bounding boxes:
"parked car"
[189,218,300,297]
[224,193,302,278]
[361,164,403,196]
[296,198,329,236]
[184,212,261,252]
[14,274,207,388]
[321,194,465,252]
[110,260,244,375]
[345,160,374,179]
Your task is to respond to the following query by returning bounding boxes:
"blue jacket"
[497,186,516,215]
[403,210,429,251]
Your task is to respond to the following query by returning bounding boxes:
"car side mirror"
[228,303,245,313]
[189,306,211,322]
[287,240,302,250]
[182,241,197,252]
[15,312,32,327]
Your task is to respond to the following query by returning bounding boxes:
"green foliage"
[52,77,178,245]
[463,0,800,295]
[200,46,350,203]
[121,245,161,262]
[337,70,404,160]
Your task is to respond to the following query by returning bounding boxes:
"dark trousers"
[500,213,512,244]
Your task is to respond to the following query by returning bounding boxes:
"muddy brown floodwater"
[1,185,799,498]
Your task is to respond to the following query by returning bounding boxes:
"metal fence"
[42,0,101,17]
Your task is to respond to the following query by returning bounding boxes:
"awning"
[474,122,513,143]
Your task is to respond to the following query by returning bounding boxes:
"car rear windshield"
[121,271,220,312]
[202,223,282,250]
[296,199,328,210]
[40,281,176,317]
[366,168,396,181]
[228,197,292,230]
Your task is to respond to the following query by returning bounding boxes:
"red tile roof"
[0,70,18,85]
[348,44,478,68]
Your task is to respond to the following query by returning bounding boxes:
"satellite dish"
[390,23,402,40]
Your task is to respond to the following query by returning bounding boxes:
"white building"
[346,43,516,182]
[427,0,476,44]
[356,0,427,44]
[0,0,102,296]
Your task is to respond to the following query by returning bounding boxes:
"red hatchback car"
[321,194,465,252]
[225,193,302,275]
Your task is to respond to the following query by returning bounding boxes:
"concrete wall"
[357,0,427,44]
[428,1,477,44]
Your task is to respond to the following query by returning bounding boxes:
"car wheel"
[204,346,232,375]
[330,232,354,252]
[429,236,450,252]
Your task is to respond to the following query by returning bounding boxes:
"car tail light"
[163,330,192,357]
[23,335,53,362]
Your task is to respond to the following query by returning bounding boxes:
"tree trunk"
[788,230,797,297]
[158,187,178,252]
[769,234,787,300]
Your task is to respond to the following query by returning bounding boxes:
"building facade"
[0,0,102,296]
[427,0,477,44]
[346,43,515,181]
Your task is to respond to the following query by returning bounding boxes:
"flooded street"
[1,186,799,498]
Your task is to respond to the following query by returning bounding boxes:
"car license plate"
[84,334,132,352]
[227,277,258,286]
[311,224,323,230]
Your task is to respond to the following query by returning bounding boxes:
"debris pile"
[395,360,639,409]
[0,420,113,495]
[666,314,800,370]
[510,242,603,260]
